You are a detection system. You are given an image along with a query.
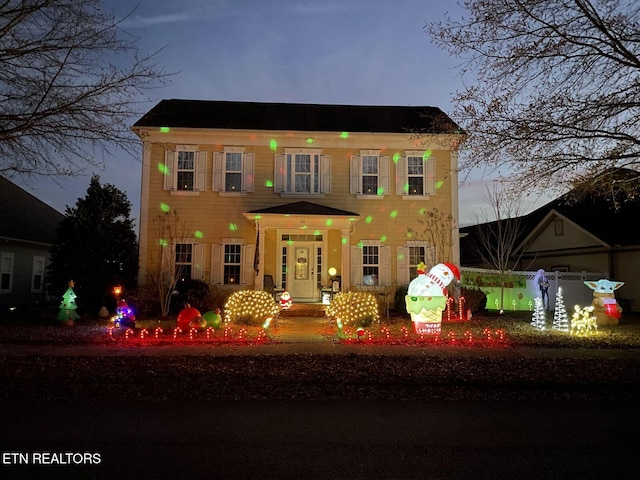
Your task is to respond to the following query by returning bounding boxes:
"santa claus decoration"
[280,291,292,310]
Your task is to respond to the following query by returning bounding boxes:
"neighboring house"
[460,185,640,312]
[132,99,465,303]
[0,176,65,310]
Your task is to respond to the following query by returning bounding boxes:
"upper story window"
[395,151,436,198]
[213,148,255,194]
[274,149,331,195]
[164,145,206,192]
[350,152,389,197]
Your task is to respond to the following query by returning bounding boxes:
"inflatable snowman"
[405,262,460,334]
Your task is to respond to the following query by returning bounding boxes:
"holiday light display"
[531,297,546,330]
[584,279,625,325]
[111,298,136,329]
[177,304,202,330]
[405,262,461,335]
[280,291,292,310]
[326,291,379,329]
[570,305,598,336]
[224,290,279,328]
[57,280,80,326]
[552,287,570,332]
[202,309,222,329]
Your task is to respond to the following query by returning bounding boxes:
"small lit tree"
[552,287,570,332]
[531,296,546,330]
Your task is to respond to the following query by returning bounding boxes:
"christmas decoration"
[531,297,546,330]
[57,280,80,326]
[224,290,279,327]
[552,287,570,332]
[405,262,460,335]
[570,305,598,336]
[584,279,625,325]
[112,298,136,329]
[177,304,202,330]
[326,291,379,330]
[280,291,292,310]
[202,309,222,329]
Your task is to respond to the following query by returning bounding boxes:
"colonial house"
[0,176,64,312]
[132,100,465,303]
[460,181,640,312]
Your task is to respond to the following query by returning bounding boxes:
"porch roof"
[243,201,358,230]
[246,201,358,217]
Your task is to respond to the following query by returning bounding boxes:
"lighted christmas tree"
[552,287,570,332]
[531,296,546,330]
[57,280,81,325]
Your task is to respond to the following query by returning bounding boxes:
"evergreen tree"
[531,296,546,330]
[57,280,80,323]
[552,287,570,332]
[48,175,139,314]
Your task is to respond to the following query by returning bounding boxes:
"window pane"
[408,177,423,195]
[224,244,241,285]
[295,174,311,192]
[295,155,311,172]
[226,152,242,171]
[225,172,242,191]
[1,273,10,290]
[362,175,378,194]
[175,243,193,282]
[177,151,195,190]
[362,156,378,174]
[407,157,423,174]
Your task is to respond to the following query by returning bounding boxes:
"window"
[164,146,206,192]
[350,152,389,197]
[395,151,435,197]
[408,246,427,280]
[274,150,331,195]
[1,253,13,292]
[554,219,564,236]
[32,256,45,292]
[223,244,241,284]
[396,242,435,285]
[350,243,391,287]
[175,243,193,282]
[213,149,255,193]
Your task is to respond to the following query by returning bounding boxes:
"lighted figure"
[584,279,625,325]
[280,291,292,310]
[177,304,202,330]
[57,280,81,326]
[113,298,136,329]
[405,262,460,335]
[570,305,598,336]
[534,269,551,310]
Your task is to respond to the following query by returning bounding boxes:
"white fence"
[460,268,607,312]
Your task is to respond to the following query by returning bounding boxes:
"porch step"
[279,303,327,318]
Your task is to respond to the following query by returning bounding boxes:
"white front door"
[289,243,316,301]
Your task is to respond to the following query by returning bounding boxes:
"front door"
[289,244,316,301]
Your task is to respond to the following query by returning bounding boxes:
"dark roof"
[460,190,640,264]
[248,201,358,217]
[132,99,463,134]
[0,176,64,244]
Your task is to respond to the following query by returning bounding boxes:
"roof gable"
[247,201,358,217]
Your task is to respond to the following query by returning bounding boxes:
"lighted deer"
[583,279,625,326]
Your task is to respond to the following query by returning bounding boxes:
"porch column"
[254,222,266,290]
[341,228,351,291]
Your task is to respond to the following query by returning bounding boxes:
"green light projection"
[229,224,238,231]
[341,237,347,245]
[380,235,387,242]
[265,180,273,187]
[393,153,401,163]
[306,138,314,144]
[160,127,170,133]
[269,139,278,151]
[340,132,349,139]
[158,163,169,175]
[377,187,384,196]
[423,150,432,159]
[365,216,372,224]
[195,231,203,239]
[390,210,398,218]
[159,239,168,247]
[326,219,333,226]
[435,180,444,190]
[160,203,170,213]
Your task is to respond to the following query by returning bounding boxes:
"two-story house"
[132,100,465,303]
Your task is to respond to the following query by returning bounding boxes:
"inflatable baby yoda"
[405,262,460,334]
[584,279,624,326]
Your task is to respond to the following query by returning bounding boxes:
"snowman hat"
[442,262,461,281]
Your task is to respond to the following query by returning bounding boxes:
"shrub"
[327,291,380,328]
[223,290,279,327]
[172,279,214,313]
[461,286,487,314]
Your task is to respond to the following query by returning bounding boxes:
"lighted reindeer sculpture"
[583,279,625,326]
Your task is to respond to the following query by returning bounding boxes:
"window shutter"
[164,150,176,190]
[243,153,255,192]
[396,246,409,285]
[380,156,390,195]
[395,155,406,195]
[212,152,223,191]
[350,246,362,286]
[211,244,222,284]
[193,244,205,280]
[194,151,207,191]
[320,154,331,193]
[241,244,254,285]
[274,154,285,193]
[350,155,361,194]
[425,158,436,195]
[380,246,391,286]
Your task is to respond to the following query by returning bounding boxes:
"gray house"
[0,176,64,313]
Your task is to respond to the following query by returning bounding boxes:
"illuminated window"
[274,149,331,195]
[1,253,13,292]
[350,151,389,197]
[223,244,241,284]
[164,146,206,192]
[212,149,255,193]
[396,151,435,197]
[31,256,45,292]
[362,245,379,286]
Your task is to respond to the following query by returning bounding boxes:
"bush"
[461,286,487,314]
[173,279,215,313]
[327,291,380,328]
[223,290,279,327]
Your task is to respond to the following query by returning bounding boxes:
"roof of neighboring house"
[248,201,358,217]
[0,176,64,245]
[460,187,640,264]
[132,99,464,135]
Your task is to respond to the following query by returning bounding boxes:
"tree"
[465,185,528,312]
[426,0,640,204]
[0,0,168,178]
[48,175,139,314]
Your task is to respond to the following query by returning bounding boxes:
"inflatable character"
[280,291,292,310]
[405,262,460,334]
[584,279,624,325]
